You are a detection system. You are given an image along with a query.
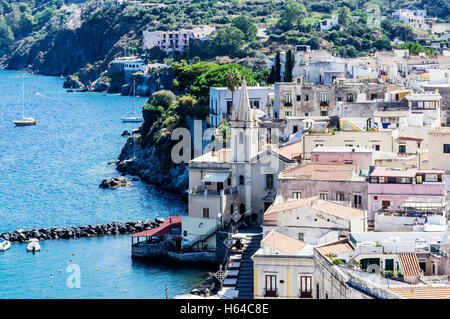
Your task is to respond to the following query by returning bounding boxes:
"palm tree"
[226,70,241,115]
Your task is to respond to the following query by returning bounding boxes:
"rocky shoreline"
[0,218,163,243]
[116,136,189,196]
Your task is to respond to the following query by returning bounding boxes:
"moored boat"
[26,238,40,252]
[0,240,11,251]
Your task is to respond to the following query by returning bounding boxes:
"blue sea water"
[0,70,209,298]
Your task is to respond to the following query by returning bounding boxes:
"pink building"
[368,167,445,221]
[311,146,373,172]
[277,163,368,210]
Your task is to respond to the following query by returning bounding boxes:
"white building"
[392,9,429,31]
[263,197,366,245]
[209,86,274,127]
[316,16,339,31]
[143,26,215,53]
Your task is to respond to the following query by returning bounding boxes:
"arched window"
[239,175,245,185]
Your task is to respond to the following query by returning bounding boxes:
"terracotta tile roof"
[316,239,354,257]
[312,199,364,220]
[262,230,307,255]
[282,163,357,179]
[265,197,315,215]
[389,286,450,299]
[276,141,302,160]
[442,245,450,253]
[398,252,421,277]
[263,197,364,226]
[311,170,354,181]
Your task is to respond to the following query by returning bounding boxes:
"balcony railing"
[188,186,239,196]
[298,290,312,298]
[263,288,278,297]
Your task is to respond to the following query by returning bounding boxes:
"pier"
[0,219,163,243]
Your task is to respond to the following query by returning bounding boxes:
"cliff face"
[3,2,140,85]
[116,136,188,196]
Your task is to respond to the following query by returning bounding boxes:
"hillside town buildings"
[143,26,215,53]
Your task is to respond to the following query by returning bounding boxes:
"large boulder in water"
[99,176,131,189]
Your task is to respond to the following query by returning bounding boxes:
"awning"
[202,172,230,183]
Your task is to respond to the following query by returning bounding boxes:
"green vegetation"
[397,41,439,56]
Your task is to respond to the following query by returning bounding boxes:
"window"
[347,93,354,102]
[284,93,292,105]
[304,94,309,101]
[226,100,233,114]
[444,144,450,153]
[320,93,328,104]
[354,195,362,208]
[285,111,292,117]
[293,192,302,199]
[337,97,342,102]
[293,125,298,133]
[321,110,327,116]
[265,275,277,297]
[183,230,187,236]
[296,95,301,101]
[335,193,345,201]
[239,175,245,185]
[319,193,328,200]
[203,208,209,218]
[374,144,380,151]
[398,145,406,154]
[300,276,312,298]
[298,233,304,241]
[265,174,274,189]
[204,181,212,186]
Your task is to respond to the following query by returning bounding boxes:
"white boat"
[121,78,143,123]
[0,240,11,251]
[14,77,36,126]
[27,238,41,252]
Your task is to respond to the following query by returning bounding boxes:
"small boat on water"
[14,77,36,126]
[121,79,143,123]
[27,238,40,252]
[0,240,11,251]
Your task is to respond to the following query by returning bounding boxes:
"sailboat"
[14,77,36,126]
[121,78,143,123]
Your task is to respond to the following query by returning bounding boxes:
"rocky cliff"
[3,1,142,86]
[116,135,189,196]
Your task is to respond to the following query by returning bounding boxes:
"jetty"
[0,219,163,243]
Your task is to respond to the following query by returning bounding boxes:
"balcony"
[189,186,239,196]
[263,288,278,297]
[298,289,312,298]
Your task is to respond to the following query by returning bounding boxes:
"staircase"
[235,228,263,299]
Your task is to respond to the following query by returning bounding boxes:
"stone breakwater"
[0,219,163,243]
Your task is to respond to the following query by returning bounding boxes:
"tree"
[0,15,13,47]
[278,2,307,31]
[231,15,257,42]
[226,70,241,113]
[191,64,257,107]
[255,69,271,85]
[338,6,351,27]
[284,49,295,82]
[209,27,245,57]
[172,60,218,92]
[274,51,281,82]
